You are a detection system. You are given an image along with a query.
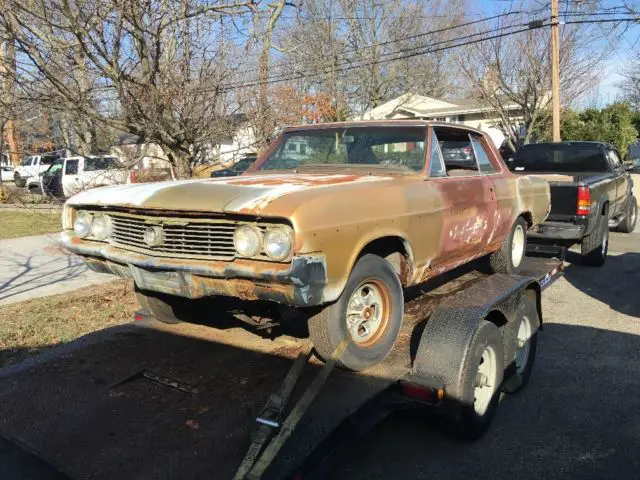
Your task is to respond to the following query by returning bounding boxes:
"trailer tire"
[134,285,183,324]
[414,314,504,440]
[617,195,637,233]
[308,254,403,371]
[502,291,539,394]
[489,217,527,274]
[581,206,608,267]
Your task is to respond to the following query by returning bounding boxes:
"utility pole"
[551,0,561,142]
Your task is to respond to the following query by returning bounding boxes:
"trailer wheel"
[581,206,608,267]
[414,314,504,440]
[617,195,637,233]
[489,217,527,274]
[308,254,403,371]
[134,285,183,324]
[502,291,539,394]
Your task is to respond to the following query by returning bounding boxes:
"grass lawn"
[0,280,138,368]
[0,211,61,240]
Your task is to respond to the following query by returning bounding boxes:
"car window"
[607,150,621,168]
[40,156,57,166]
[47,159,64,174]
[84,157,121,171]
[428,130,446,177]
[433,127,480,176]
[65,159,79,175]
[512,144,609,173]
[471,135,496,174]
[22,157,32,166]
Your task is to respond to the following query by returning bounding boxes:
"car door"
[62,157,81,197]
[428,128,497,267]
[606,148,628,216]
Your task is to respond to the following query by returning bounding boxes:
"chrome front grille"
[107,211,268,261]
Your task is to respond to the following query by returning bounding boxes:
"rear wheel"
[489,217,527,274]
[581,206,609,267]
[308,254,403,371]
[502,292,539,394]
[134,285,184,324]
[617,196,637,233]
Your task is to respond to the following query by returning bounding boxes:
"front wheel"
[489,217,527,274]
[617,196,637,233]
[308,254,404,371]
[14,172,25,188]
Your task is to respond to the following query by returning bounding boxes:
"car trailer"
[171,251,562,479]
[0,251,563,480]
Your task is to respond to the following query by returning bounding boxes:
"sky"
[477,0,640,107]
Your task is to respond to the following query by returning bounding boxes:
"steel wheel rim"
[515,316,532,374]
[474,345,499,416]
[511,224,525,268]
[345,280,391,347]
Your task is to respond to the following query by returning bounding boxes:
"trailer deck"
[0,255,562,479]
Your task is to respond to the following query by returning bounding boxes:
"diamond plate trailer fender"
[410,273,542,406]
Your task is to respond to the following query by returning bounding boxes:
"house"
[111,116,258,170]
[359,93,523,148]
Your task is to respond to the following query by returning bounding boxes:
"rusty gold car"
[61,121,550,371]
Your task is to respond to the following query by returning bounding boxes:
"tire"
[134,285,184,324]
[581,206,609,267]
[308,254,404,371]
[14,172,25,188]
[450,321,504,440]
[489,216,527,274]
[28,184,41,195]
[502,291,539,394]
[617,195,637,233]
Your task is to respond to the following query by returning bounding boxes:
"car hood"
[65,173,394,215]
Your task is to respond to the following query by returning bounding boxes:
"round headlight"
[91,214,112,241]
[73,211,92,238]
[233,225,263,257]
[264,227,293,261]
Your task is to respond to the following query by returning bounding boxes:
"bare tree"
[1,0,260,178]
[456,7,607,148]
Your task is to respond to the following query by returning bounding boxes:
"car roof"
[283,120,486,136]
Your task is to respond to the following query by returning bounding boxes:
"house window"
[458,115,466,122]
[287,143,297,152]
[299,144,307,155]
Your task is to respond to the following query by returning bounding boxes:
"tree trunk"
[1,36,20,166]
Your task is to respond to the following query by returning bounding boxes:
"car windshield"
[512,144,609,173]
[85,157,122,171]
[258,127,427,173]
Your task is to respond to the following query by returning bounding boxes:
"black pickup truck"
[511,141,637,266]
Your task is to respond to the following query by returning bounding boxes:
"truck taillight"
[577,186,590,215]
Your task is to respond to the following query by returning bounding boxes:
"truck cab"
[42,155,129,198]
[14,153,61,191]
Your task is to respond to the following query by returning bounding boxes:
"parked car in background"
[626,142,640,173]
[1,165,14,183]
[61,121,550,371]
[511,141,636,266]
[42,155,129,198]
[210,155,257,177]
[13,153,61,190]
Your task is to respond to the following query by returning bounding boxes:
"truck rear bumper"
[528,221,585,241]
[61,231,328,307]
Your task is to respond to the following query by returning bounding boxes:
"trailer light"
[577,186,591,216]
[400,382,445,404]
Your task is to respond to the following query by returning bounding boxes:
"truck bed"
[0,256,562,480]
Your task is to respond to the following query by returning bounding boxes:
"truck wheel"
[134,285,183,324]
[617,196,637,233]
[489,217,527,274]
[581,207,608,267]
[502,291,539,394]
[14,172,25,188]
[308,254,403,371]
